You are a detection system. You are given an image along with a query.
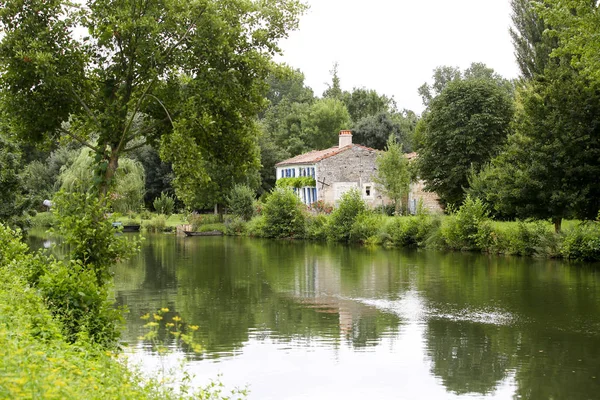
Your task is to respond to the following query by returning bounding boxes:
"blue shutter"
[312,188,317,201]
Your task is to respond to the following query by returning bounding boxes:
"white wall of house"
[275,164,319,206]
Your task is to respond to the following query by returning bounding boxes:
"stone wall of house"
[316,146,382,207]
[408,180,444,214]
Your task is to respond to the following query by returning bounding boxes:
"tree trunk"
[553,217,562,233]
[100,145,120,203]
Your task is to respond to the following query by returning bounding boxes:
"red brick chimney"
[339,130,352,148]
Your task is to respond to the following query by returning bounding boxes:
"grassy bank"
[223,191,600,262]
[0,224,237,399]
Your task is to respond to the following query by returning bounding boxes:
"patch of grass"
[31,211,56,227]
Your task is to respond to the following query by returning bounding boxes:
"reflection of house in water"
[287,254,401,346]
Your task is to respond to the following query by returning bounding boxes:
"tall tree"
[470,65,600,231]
[418,66,461,106]
[541,0,600,83]
[374,135,411,215]
[0,0,305,205]
[351,111,414,151]
[342,87,396,123]
[417,77,514,208]
[510,0,557,80]
[302,97,351,150]
[323,62,343,100]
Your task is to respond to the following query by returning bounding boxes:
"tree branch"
[58,127,101,153]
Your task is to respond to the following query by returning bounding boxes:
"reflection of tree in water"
[513,329,600,400]
[425,319,515,395]
[171,238,405,357]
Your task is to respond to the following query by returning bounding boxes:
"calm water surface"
[35,232,600,399]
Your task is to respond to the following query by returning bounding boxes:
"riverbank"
[0,224,231,399]
[222,194,600,262]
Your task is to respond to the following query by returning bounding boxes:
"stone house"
[275,130,442,213]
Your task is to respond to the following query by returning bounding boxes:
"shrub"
[224,216,247,236]
[143,214,167,232]
[561,222,600,261]
[31,211,56,227]
[227,184,255,221]
[262,188,306,238]
[350,212,385,243]
[305,214,329,241]
[153,192,175,217]
[310,200,333,214]
[384,215,437,247]
[246,215,267,237]
[327,188,366,242]
[38,260,123,346]
[440,196,489,250]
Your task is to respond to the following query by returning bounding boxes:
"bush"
[153,192,175,217]
[305,214,330,241]
[440,196,489,250]
[224,216,247,236]
[561,222,600,261]
[143,214,167,232]
[384,215,437,247]
[227,184,255,221]
[246,215,267,237]
[310,200,333,214]
[262,188,306,238]
[31,211,56,227]
[350,212,385,243]
[38,260,123,346]
[327,189,366,242]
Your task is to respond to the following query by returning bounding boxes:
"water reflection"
[29,232,600,399]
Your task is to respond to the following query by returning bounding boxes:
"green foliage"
[418,72,514,208]
[30,212,56,228]
[1,0,305,202]
[59,148,146,214]
[226,184,256,221]
[560,222,600,262]
[143,215,167,233]
[375,135,411,214]
[383,215,438,247]
[351,111,415,151]
[246,215,267,237]
[224,216,248,236]
[472,66,600,228]
[350,212,385,244]
[510,0,557,80]
[262,188,306,238]
[302,97,351,150]
[440,196,490,250]
[37,260,124,347]
[327,189,366,242]
[52,190,140,285]
[0,134,32,229]
[275,176,316,189]
[153,192,175,217]
[305,214,329,241]
[187,213,221,230]
[0,222,28,265]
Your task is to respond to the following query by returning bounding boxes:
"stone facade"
[316,145,381,207]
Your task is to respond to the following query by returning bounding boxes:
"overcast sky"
[276,0,519,114]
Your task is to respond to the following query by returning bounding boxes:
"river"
[31,232,600,399]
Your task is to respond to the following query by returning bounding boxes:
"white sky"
[276,0,519,114]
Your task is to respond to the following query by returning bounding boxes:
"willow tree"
[0,0,305,203]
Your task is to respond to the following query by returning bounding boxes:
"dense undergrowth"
[224,189,600,262]
[1,198,241,400]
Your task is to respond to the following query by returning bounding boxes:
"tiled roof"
[276,146,416,166]
[275,144,375,166]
